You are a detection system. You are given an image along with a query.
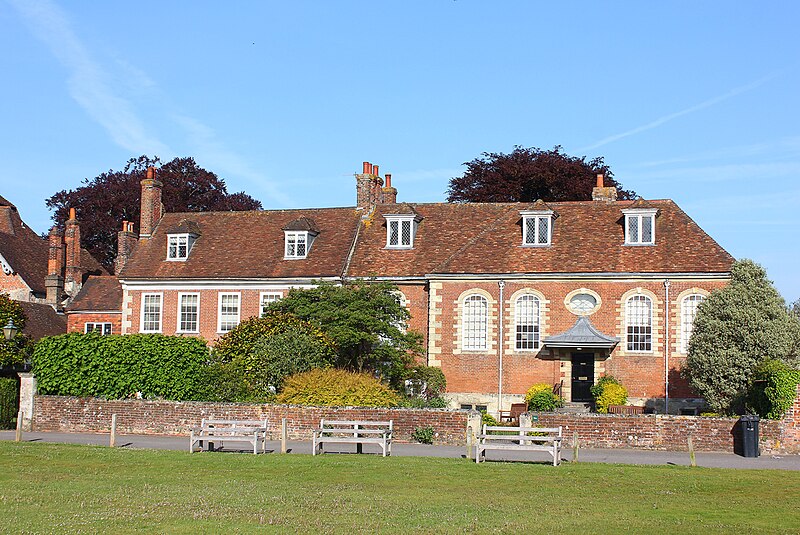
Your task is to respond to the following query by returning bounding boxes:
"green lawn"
[0,442,798,533]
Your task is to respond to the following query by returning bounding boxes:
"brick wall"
[32,396,470,445]
[66,312,122,335]
[31,390,800,453]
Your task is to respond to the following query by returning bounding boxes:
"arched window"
[626,295,652,352]
[462,295,488,350]
[515,295,540,350]
[680,294,705,353]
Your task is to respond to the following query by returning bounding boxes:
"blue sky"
[1,1,798,301]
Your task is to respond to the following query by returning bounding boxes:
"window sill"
[283,256,308,260]
[384,246,413,250]
[520,244,551,248]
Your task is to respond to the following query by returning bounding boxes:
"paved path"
[2,430,799,470]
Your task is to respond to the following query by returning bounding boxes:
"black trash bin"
[739,415,760,458]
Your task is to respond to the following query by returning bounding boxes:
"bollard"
[573,431,579,463]
[15,409,23,442]
[466,426,473,460]
[688,435,696,467]
[110,414,117,448]
[281,418,287,454]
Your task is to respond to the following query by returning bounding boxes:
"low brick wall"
[31,396,471,445]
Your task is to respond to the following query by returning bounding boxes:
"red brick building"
[71,162,734,414]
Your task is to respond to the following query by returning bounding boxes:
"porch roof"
[543,316,619,349]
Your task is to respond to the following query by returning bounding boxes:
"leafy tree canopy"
[0,294,33,366]
[46,155,262,268]
[683,260,800,414]
[446,145,635,203]
[266,281,423,383]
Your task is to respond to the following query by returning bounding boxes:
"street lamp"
[3,318,17,341]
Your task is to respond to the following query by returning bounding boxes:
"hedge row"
[0,377,18,429]
[33,333,211,400]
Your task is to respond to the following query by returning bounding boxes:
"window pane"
[401,220,412,246]
[168,237,178,259]
[260,293,281,316]
[641,216,653,243]
[179,294,199,332]
[297,236,306,257]
[525,217,536,244]
[103,323,112,335]
[515,295,540,350]
[537,217,549,244]
[389,221,398,245]
[142,295,161,332]
[628,216,639,243]
[463,295,488,350]
[219,294,240,332]
[681,294,705,353]
[626,295,652,351]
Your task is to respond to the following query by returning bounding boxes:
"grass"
[1,442,798,533]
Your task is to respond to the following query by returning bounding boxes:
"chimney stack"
[381,174,397,204]
[115,220,138,275]
[356,161,376,215]
[45,226,64,306]
[592,173,618,202]
[139,166,163,239]
[63,207,82,295]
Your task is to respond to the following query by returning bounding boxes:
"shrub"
[33,333,211,400]
[276,368,400,407]
[590,375,621,400]
[411,426,435,444]
[595,383,628,413]
[403,365,447,400]
[481,411,499,427]
[397,395,448,409]
[0,294,34,367]
[0,377,18,429]
[746,359,800,419]
[525,383,562,412]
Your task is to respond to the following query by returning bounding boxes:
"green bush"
[411,426,435,444]
[524,383,562,411]
[0,294,34,367]
[32,333,211,400]
[481,411,499,427]
[276,368,400,407]
[402,365,447,400]
[590,375,621,400]
[397,395,448,409]
[0,377,18,429]
[747,359,800,419]
[595,383,628,413]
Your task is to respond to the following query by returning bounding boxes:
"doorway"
[571,353,595,402]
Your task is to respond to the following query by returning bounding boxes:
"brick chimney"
[115,221,138,275]
[45,226,64,306]
[356,161,376,215]
[63,208,82,295]
[592,173,618,202]
[381,173,397,204]
[139,166,163,239]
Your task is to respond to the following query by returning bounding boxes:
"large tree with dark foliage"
[446,145,636,203]
[47,156,262,268]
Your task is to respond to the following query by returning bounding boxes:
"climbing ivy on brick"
[747,359,800,419]
[32,333,212,400]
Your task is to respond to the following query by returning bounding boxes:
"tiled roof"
[347,200,734,277]
[119,208,361,279]
[0,204,49,295]
[17,301,67,339]
[66,276,122,312]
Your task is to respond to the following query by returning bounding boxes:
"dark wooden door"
[571,353,595,402]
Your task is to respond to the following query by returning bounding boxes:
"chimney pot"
[146,166,155,179]
[362,161,370,174]
[373,165,379,177]
[596,173,604,188]
[385,174,392,188]
[68,207,76,221]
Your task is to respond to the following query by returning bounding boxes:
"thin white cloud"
[574,71,784,153]
[9,0,171,156]
[629,137,800,169]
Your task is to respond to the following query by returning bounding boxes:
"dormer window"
[622,208,658,245]
[384,213,420,249]
[520,209,554,246]
[285,231,310,259]
[167,233,196,261]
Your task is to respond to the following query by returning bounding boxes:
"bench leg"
[356,442,363,455]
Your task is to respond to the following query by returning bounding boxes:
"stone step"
[556,402,593,414]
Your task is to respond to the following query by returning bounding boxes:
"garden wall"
[31,383,800,453]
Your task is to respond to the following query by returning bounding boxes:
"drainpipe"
[664,279,671,415]
[498,280,505,416]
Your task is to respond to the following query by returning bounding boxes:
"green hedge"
[0,377,18,429]
[33,333,211,400]
[747,359,800,419]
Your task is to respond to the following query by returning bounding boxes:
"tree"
[683,260,800,414]
[266,281,423,383]
[46,156,262,268]
[446,145,635,203]
[0,294,33,367]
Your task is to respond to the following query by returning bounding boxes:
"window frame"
[166,233,196,261]
[680,294,706,354]
[259,292,282,317]
[462,294,489,351]
[385,215,417,249]
[284,231,310,259]
[622,209,657,245]
[520,210,554,247]
[84,322,112,335]
[514,294,541,351]
[217,292,241,333]
[140,293,163,333]
[625,294,653,352]
[177,292,200,333]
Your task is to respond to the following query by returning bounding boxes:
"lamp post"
[3,318,17,341]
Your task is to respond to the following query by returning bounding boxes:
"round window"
[569,293,597,315]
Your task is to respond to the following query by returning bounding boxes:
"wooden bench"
[608,405,645,415]
[498,403,527,422]
[189,418,268,454]
[475,424,562,466]
[312,419,393,457]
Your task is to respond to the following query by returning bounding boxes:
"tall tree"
[446,145,635,203]
[683,260,800,415]
[46,156,262,268]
